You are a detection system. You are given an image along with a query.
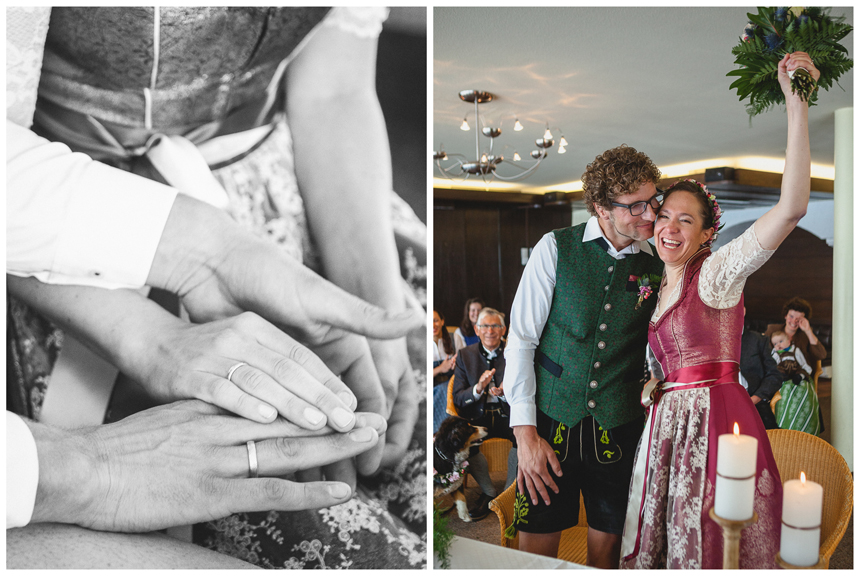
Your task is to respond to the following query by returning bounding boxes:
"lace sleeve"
[320,7,389,39]
[699,223,776,309]
[6,7,51,128]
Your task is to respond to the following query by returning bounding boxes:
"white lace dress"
[620,225,783,569]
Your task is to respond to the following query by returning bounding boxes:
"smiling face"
[784,309,805,334]
[654,190,714,265]
[433,310,444,338]
[594,182,659,249]
[476,313,506,350]
[468,302,483,325]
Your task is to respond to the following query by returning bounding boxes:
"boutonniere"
[627,274,662,310]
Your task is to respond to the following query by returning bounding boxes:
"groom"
[505,145,664,568]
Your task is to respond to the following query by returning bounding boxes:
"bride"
[620,52,819,569]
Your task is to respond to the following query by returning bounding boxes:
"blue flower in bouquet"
[796,14,809,26]
[764,32,783,51]
[743,22,757,41]
[773,7,788,21]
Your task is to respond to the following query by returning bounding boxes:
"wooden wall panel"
[743,226,833,328]
[433,201,572,327]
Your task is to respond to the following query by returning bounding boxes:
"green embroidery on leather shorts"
[553,422,566,445]
[506,492,530,538]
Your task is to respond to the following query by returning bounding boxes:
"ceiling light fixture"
[434,89,565,183]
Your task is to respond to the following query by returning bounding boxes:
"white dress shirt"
[504,217,654,427]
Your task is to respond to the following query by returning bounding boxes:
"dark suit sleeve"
[452,351,479,411]
[754,335,783,402]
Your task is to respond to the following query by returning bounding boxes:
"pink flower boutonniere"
[628,274,662,310]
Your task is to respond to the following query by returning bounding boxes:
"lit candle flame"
[801,471,806,484]
[733,422,739,437]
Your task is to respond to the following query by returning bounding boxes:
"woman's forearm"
[7,275,178,388]
[289,92,403,312]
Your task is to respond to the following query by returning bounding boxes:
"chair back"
[766,429,853,567]
[446,374,458,416]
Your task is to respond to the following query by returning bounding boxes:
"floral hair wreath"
[671,179,725,247]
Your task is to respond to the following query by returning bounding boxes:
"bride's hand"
[28,401,385,532]
[778,51,820,104]
[131,311,364,432]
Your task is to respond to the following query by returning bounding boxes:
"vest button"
[608,266,614,273]
[599,323,607,331]
[594,361,601,368]
[588,399,597,409]
[604,304,612,311]
[604,285,610,291]
[589,380,598,389]
[597,341,606,349]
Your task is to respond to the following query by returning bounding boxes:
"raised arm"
[753,52,820,250]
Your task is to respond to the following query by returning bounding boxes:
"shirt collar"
[583,216,654,258]
[481,343,501,359]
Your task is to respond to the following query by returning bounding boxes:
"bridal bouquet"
[727,7,853,117]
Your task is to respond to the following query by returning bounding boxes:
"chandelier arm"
[489,158,544,182]
[473,97,481,163]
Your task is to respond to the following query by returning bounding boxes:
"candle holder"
[775,552,827,570]
[708,508,758,569]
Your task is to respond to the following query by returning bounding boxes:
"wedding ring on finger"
[246,440,259,478]
[227,362,247,383]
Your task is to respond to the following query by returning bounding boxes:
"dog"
[433,416,488,522]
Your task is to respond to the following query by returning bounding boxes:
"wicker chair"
[489,481,589,565]
[766,428,853,568]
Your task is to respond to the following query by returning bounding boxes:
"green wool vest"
[535,223,664,429]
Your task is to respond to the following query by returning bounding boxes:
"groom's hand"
[26,401,386,532]
[513,425,562,506]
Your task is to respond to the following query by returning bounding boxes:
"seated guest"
[765,297,827,365]
[432,310,457,432]
[453,298,484,351]
[740,320,783,430]
[770,330,821,435]
[452,307,518,520]
[765,296,826,433]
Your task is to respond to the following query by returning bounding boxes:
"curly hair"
[782,297,812,320]
[581,144,661,216]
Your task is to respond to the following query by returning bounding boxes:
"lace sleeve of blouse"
[699,223,777,309]
[6,7,51,128]
[321,7,389,39]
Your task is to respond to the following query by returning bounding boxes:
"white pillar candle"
[714,423,758,520]
[780,472,823,566]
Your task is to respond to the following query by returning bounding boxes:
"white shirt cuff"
[7,412,38,529]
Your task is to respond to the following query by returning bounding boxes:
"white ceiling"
[433,7,854,192]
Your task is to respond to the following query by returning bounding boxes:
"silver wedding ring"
[246,440,259,478]
[227,362,247,383]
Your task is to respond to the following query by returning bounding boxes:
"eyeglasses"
[611,193,664,216]
[476,324,504,330]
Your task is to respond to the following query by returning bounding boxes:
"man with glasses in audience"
[451,307,518,521]
[505,145,664,567]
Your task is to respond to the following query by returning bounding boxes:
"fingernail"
[303,407,324,425]
[349,427,375,443]
[338,391,357,410]
[258,405,277,420]
[328,483,351,499]
[332,407,355,429]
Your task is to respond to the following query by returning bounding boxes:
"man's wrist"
[146,195,236,294]
[28,422,101,527]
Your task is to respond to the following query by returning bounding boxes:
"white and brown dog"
[433,417,488,522]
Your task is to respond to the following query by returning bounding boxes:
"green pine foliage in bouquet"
[727,7,853,117]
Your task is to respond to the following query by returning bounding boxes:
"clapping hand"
[489,381,504,397]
